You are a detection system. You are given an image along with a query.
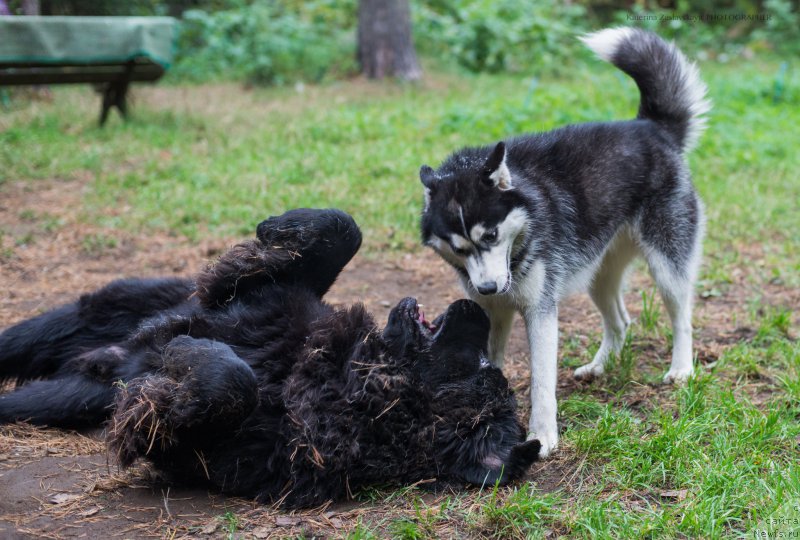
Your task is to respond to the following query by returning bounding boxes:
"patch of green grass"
[475,305,799,538]
[0,230,14,262]
[603,334,637,391]
[80,233,118,257]
[560,392,608,427]
[344,519,381,540]
[14,232,35,247]
[387,497,445,540]
[41,214,64,233]
[221,510,239,539]
[639,289,661,336]
[479,484,567,538]
[18,208,36,221]
[561,336,800,537]
[756,307,793,340]
[15,210,64,233]
[389,518,426,540]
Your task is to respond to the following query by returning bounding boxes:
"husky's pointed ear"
[420,165,438,211]
[482,142,513,191]
[419,165,437,189]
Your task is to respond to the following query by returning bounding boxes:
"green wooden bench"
[0,16,176,125]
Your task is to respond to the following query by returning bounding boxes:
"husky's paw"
[574,363,604,381]
[663,367,694,384]
[527,428,558,458]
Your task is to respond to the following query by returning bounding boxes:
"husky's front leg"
[524,304,559,457]
[479,304,515,370]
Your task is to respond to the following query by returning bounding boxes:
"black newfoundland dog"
[0,209,539,507]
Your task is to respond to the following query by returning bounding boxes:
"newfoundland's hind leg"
[109,336,258,467]
[0,277,193,386]
[0,344,148,427]
[196,209,362,307]
[0,376,116,427]
[256,208,363,297]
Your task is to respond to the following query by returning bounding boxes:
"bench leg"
[99,81,130,127]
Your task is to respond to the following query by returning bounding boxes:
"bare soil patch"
[0,177,795,538]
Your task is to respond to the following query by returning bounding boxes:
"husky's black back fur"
[0,209,540,507]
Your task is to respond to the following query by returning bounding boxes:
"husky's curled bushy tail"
[581,27,711,152]
[419,28,711,458]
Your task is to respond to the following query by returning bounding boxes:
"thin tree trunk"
[357,0,422,81]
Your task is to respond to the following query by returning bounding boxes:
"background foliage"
[171,0,799,82]
[173,1,357,84]
[6,0,797,83]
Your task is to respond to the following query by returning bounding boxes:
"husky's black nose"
[476,282,498,295]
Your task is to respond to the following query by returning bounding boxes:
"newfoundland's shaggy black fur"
[0,209,540,507]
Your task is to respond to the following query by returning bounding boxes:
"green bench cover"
[0,16,176,68]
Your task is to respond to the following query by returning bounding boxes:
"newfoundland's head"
[383,298,540,487]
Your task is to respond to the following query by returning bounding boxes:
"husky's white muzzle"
[465,247,510,295]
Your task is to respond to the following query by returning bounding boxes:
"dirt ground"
[0,177,796,538]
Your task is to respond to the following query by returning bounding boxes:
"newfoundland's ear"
[483,439,541,482]
[507,439,541,470]
[482,142,513,191]
[419,165,437,189]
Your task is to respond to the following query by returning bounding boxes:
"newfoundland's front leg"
[523,305,560,457]
[196,209,362,307]
[109,336,257,467]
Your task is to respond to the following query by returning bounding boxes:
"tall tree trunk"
[357,0,422,81]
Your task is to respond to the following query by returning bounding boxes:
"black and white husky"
[418,28,710,456]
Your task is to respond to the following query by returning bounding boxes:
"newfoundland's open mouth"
[416,304,436,333]
[401,298,437,338]
[386,297,491,355]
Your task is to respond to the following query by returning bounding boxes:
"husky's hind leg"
[640,193,704,384]
[575,230,638,380]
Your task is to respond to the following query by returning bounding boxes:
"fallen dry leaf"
[251,526,274,539]
[49,492,82,505]
[78,506,102,517]
[200,520,219,534]
[275,515,302,527]
[660,489,688,501]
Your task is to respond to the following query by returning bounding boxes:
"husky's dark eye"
[483,229,498,243]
